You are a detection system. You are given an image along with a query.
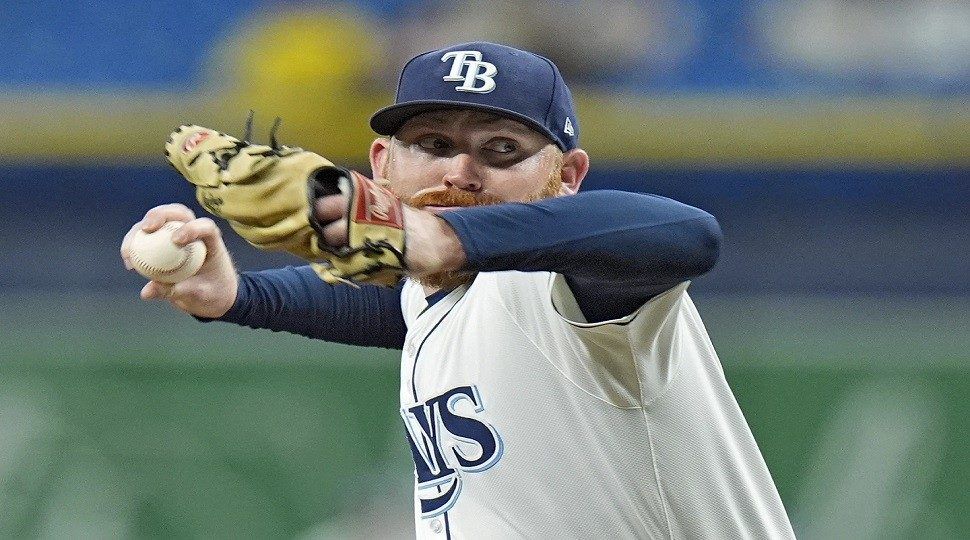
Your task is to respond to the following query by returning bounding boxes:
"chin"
[415,270,478,289]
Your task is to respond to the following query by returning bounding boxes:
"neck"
[413,270,477,295]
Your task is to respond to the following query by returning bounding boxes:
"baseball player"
[122,42,795,538]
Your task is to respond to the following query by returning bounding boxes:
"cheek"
[384,148,439,197]
[494,152,557,197]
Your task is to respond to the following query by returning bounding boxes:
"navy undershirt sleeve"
[203,265,406,349]
[439,190,722,322]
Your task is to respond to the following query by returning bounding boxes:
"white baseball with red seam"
[129,221,206,284]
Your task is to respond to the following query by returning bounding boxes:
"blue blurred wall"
[1,0,966,295]
[3,0,965,93]
[1,164,965,296]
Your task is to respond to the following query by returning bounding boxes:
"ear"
[369,137,392,179]
[559,148,589,195]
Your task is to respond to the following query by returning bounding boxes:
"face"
[372,109,583,210]
[369,109,589,288]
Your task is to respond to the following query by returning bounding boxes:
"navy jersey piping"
[408,290,465,536]
[410,293,465,403]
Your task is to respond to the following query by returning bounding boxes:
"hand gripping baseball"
[165,120,407,286]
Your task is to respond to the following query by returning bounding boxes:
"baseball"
[128,221,206,284]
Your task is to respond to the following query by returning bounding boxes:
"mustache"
[406,189,503,208]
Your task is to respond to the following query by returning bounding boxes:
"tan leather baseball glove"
[165,121,406,286]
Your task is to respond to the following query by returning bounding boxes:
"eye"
[417,136,451,151]
[484,139,517,154]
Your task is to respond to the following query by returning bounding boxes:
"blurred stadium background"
[1,0,967,538]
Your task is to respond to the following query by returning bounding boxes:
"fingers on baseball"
[141,203,196,232]
[123,204,199,269]
[172,217,221,252]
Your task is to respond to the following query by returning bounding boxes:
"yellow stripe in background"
[2,91,966,167]
[2,8,965,168]
[577,94,969,167]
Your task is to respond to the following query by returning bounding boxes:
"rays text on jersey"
[400,385,504,517]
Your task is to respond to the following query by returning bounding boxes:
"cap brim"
[370,100,561,149]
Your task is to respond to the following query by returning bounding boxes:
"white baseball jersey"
[399,271,795,539]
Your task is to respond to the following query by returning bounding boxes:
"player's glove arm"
[165,124,407,287]
[197,265,407,350]
[440,190,722,322]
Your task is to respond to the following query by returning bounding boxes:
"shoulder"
[550,274,691,328]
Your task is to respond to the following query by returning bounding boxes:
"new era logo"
[564,117,575,136]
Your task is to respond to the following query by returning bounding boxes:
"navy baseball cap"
[370,41,579,151]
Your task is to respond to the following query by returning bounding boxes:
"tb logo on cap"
[441,51,497,93]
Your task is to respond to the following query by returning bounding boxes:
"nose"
[442,153,483,192]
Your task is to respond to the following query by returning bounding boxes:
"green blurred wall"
[1,293,966,539]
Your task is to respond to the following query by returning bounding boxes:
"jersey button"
[430,519,443,534]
